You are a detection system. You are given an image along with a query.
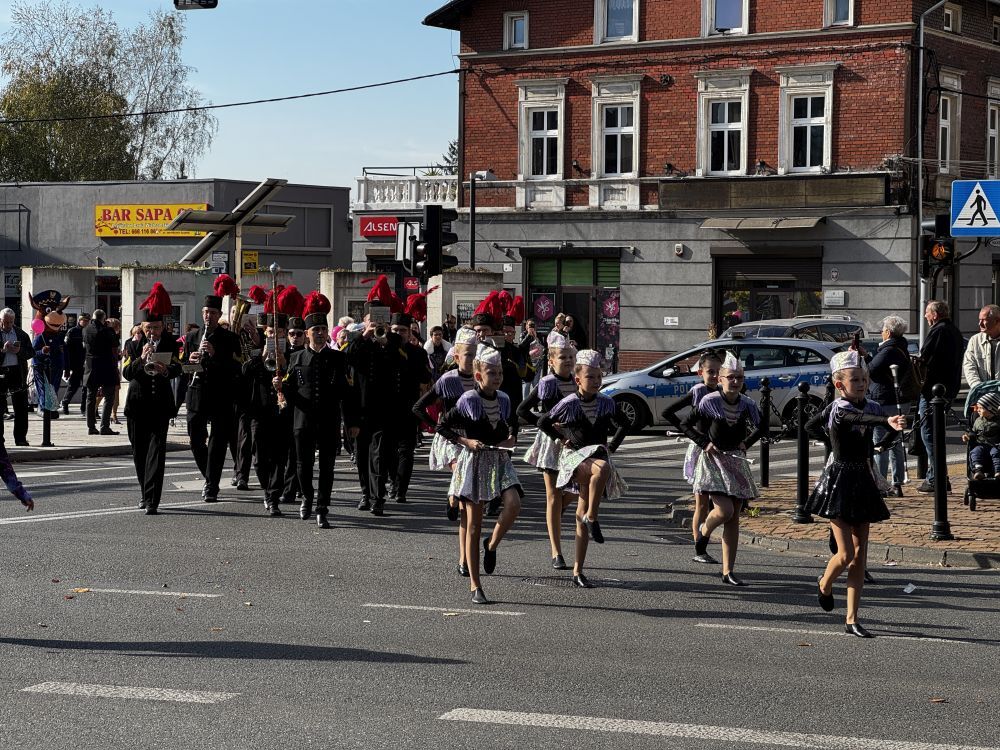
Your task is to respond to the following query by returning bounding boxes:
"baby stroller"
[962,379,1000,511]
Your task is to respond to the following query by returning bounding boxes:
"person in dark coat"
[183,294,242,502]
[916,300,964,492]
[122,283,182,515]
[61,312,90,414]
[0,308,34,446]
[32,323,66,419]
[83,309,121,435]
[280,317,306,505]
[867,314,912,496]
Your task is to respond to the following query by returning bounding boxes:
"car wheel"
[781,395,824,437]
[615,395,649,433]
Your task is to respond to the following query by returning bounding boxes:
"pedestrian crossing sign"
[951,180,1000,236]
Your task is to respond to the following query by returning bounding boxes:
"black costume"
[83,318,120,433]
[0,324,33,446]
[62,321,88,413]
[280,330,306,504]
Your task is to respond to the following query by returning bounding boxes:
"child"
[805,350,904,638]
[662,349,722,564]
[413,327,479,576]
[965,391,1000,480]
[537,349,628,588]
[436,343,523,604]
[517,330,578,570]
[683,351,761,587]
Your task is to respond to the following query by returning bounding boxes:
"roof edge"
[422,0,471,30]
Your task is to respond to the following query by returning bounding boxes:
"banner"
[94,204,209,237]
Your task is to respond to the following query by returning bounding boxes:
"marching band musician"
[280,311,307,506]
[123,283,182,515]
[277,294,359,529]
[183,291,242,503]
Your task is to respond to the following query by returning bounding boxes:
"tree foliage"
[437,139,459,175]
[0,0,217,182]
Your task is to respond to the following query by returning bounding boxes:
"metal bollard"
[759,377,771,488]
[792,381,813,524]
[41,359,54,448]
[929,383,954,541]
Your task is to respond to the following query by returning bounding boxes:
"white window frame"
[503,11,528,50]
[590,75,642,208]
[776,63,839,175]
[938,68,963,175]
[516,78,568,210]
[992,15,1000,45]
[824,0,853,27]
[594,0,639,44]
[702,0,748,37]
[943,3,961,33]
[989,79,1000,179]
[601,104,635,176]
[694,68,751,177]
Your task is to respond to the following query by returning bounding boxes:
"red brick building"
[353,1,1000,369]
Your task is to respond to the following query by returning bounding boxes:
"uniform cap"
[474,343,502,366]
[576,349,603,369]
[454,327,478,347]
[830,349,866,374]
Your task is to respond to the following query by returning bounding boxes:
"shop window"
[529,258,558,285]
[504,12,528,50]
[562,258,594,285]
[597,259,620,286]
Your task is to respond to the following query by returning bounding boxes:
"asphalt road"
[0,434,997,750]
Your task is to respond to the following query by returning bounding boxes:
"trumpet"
[143,338,161,375]
[263,336,278,372]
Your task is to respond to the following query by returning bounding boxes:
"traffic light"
[920,213,951,237]
[920,235,954,276]
[416,204,460,279]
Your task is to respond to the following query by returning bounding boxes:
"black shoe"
[236,482,250,491]
[79,404,86,415]
[692,552,718,564]
[299,501,312,520]
[268,504,283,517]
[864,570,875,583]
[817,578,835,612]
[99,427,119,436]
[88,428,100,435]
[203,495,218,503]
[446,502,459,522]
[388,488,397,502]
[471,588,488,605]
[721,573,746,587]
[483,538,497,575]
[917,480,935,494]
[317,513,330,529]
[61,401,69,415]
[572,573,593,588]
[694,533,709,557]
[585,517,604,544]
[48,410,60,420]
[371,499,385,516]
[845,622,874,638]
[357,497,372,512]
[230,477,239,487]
[457,563,469,577]
[138,500,147,511]
[893,484,903,498]
[144,506,158,515]
[552,554,568,570]
[14,439,29,447]
[395,495,407,504]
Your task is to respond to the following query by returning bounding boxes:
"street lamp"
[468,169,497,270]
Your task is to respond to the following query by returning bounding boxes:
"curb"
[8,442,189,462]
[667,497,1000,570]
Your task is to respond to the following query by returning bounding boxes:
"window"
[786,347,826,365]
[504,12,528,50]
[824,0,852,26]
[517,78,568,208]
[602,105,634,175]
[529,110,559,177]
[939,94,957,173]
[589,74,642,207]
[596,0,638,43]
[695,68,751,177]
[776,63,837,174]
[989,105,1000,179]
[738,346,785,371]
[993,16,1000,45]
[703,0,747,36]
[943,3,960,33]
[709,100,743,174]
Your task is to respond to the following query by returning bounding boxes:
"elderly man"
[917,300,964,493]
[0,309,34,446]
[963,304,1000,388]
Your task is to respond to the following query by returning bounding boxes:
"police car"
[601,338,841,432]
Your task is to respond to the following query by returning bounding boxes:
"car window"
[757,326,789,338]
[785,347,827,366]
[737,346,786,371]
[823,324,862,343]
[663,350,703,375]
[795,325,823,341]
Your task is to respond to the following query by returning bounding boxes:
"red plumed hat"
[497,290,513,314]
[277,285,304,317]
[247,284,267,304]
[264,284,286,313]
[212,274,240,298]
[139,282,172,322]
[362,273,404,313]
[474,290,507,325]
[403,285,438,323]
[507,295,525,325]
[302,291,332,316]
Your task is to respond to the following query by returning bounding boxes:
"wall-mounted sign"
[824,289,846,307]
[94,204,209,237]
[404,277,420,291]
[360,215,399,238]
[242,249,259,275]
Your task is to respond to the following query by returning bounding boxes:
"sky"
[0,0,460,193]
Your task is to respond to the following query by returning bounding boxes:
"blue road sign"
[951,180,1000,237]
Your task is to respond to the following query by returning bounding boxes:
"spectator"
[564,314,588,349]
[84,309,121,436]
[916,300,964,493]
[962,304,1000,389]
[868,315,911,496]
[0,308,34,446]
[443,314,458,343]
[61,312,90,415]
[424,325,452,377]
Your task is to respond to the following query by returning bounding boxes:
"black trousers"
[62,367,86,408]
[388,416,419,499]
[356,419,397,502]
[230,407,254,484]
[282,433,300,501]
[86,378,116,430]
[0,372,28,444]
[252,411,290,506]
[294,421,338,509]
[128,416,169,507]
[187,407,235,496]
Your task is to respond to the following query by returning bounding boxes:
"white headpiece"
[547,330,569,349]
[830,349,866,374]
[454,327,478,347]
[474,343,502,366]
[720,351,741,372]
[576,349,603,369]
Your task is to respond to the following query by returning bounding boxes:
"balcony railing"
[354,167,458,211]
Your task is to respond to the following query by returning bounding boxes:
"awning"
[701,216,825,230]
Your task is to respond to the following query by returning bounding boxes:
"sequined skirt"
[692,449,758,500]
[804,460,891,524]
[523,431,562,471]
[429,432,461,471]
[683,442,702,484]
[556,444,628,500]
[449,447,523,505]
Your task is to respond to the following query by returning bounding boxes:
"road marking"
[75,588,223,599]
[22,682,238,704]
[438,708,1000,750]
[695,623,973,646]
[42,471,194,489]
[0,500,221,526]
[363,603,525,617]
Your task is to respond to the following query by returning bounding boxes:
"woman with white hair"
[867,315,912,496]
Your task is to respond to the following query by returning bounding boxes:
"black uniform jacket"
[282,345,359,433]
[182,325,242,415]
[122,336,182,420]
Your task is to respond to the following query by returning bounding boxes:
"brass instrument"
[143,337,161,375]
[231,294,256,363]
[263,336,278,372]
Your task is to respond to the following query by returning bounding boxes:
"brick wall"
[618,349,670,372]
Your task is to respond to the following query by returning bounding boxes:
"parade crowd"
[3,279,998,637]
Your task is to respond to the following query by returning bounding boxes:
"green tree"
[0,0,217,181]
[437,138,459,175]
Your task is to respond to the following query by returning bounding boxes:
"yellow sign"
[242,250,259,275]
[94,204,209,237]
